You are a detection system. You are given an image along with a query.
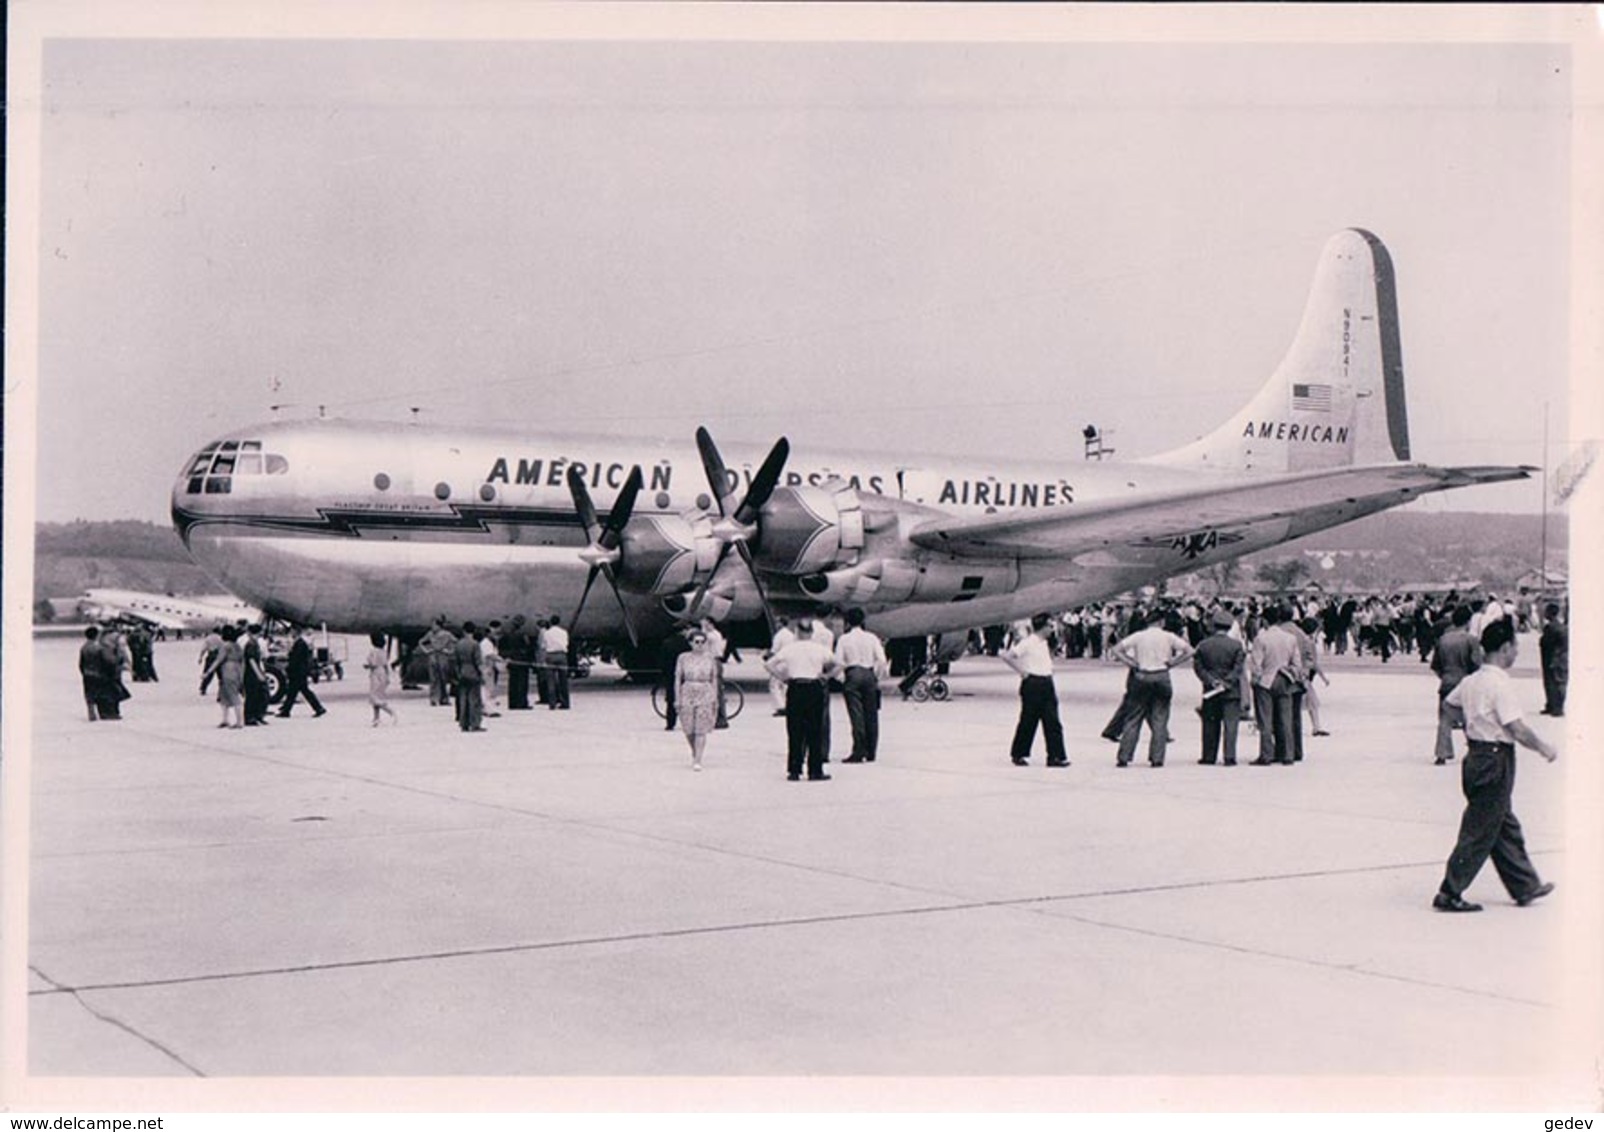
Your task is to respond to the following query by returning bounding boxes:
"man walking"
[1001,613,1069,767]
[276,628,328,718]
[835,608,889,763]
[1432,619,1558,912]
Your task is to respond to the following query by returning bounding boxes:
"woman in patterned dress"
[673,630,719,771]
[203,624,246,729]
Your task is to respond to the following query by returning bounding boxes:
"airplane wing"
[906,464,1533,560]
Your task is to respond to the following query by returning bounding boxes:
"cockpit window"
[182,441,288,494]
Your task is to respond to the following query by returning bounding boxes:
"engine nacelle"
[756,481,865,576]
[616,512,719,595]
[860,558,1019,604]
[798,560,883,605]
[660,576,766,623]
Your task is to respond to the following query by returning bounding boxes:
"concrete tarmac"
[15,633,1599,1108]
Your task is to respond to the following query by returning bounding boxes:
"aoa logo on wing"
[1130,529,1246,560]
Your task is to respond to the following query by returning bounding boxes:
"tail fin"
[1149,228,1411,473]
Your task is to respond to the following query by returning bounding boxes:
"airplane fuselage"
[171,418,1329,640]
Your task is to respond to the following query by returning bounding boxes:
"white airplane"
[170,230,1529,667]
[77,588,264,634]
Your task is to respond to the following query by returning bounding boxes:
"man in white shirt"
[835,608,889,763]
[542,615,571,710]
[1433,618,1559,913]
[764,619,840,781]
[1001,613,1069,767]
[1108,610,1194,767]
[479,622,503,717]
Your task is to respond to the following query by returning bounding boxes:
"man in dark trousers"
[276,628,328,718]
[241,624,272,726]
[1001,613,1069,767]
[1433,618,1559,912]
[1248,606,1301,765]
[764,619,841,781]
[453,622,486,732]
[501,614,532,710]
[1192,608,1246,766]
[835,608,889,763]
[1108,609,1194,768]
[1430,604,1481,764]
[1538,602,1567,717]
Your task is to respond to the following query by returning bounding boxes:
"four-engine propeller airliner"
[170,230,1530,664]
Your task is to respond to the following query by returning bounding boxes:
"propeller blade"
[599,563,639,648]
[695,426,737,517]
[599,465,644,550]
[571,563,603,636]
[685,542,735,624]
[733,436,790,526]
[566,466,601,544]
[732,539,779,636]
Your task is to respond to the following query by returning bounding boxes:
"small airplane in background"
[77,588,264,635]
[169,229,1531,673]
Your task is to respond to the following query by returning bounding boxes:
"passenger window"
[266,454,289,474]
[219,441,239,453]
[240,440,262,452]
[236,454,263,475]
[187,476,204,495]
[188,453,214,476]
[212,454,237,474]
[204,477,232,494]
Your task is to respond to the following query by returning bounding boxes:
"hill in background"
[31,511,1569,613]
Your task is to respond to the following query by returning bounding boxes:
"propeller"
[567,464,644,647]
[686,427,788,632]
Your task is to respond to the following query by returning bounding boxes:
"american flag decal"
[1292,383,1333,412]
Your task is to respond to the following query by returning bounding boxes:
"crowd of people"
[77,582,1566,915]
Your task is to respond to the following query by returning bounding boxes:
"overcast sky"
[24,19,1579,523]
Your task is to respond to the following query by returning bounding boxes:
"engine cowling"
[798,559,883,605]
[660,573,766,622]
[755,481,865,576]
[616,512,719,595]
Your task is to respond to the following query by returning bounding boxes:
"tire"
[929,677,951,702]
[651,683,668,720]
[911,680,931,703]
[722,682,744,722]
[263,668,285,705]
